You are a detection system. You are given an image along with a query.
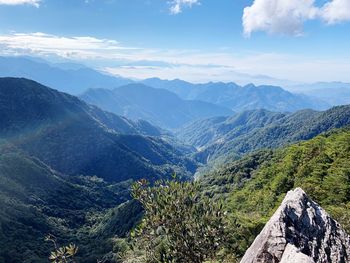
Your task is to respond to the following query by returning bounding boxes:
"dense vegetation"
[0,76,349,262]
[130,179,230,263]
[0,144,137,262]
[124,128,350,261]
[177,106,350,166]
[0,78,197,262]
[0,78,196,183]
[200,128,350,256]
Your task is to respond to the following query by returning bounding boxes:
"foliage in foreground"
[45,234,79,263]
[131,179,232,263]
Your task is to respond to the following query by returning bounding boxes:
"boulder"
[240,188,350,263]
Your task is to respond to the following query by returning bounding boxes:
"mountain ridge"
[178,106,350,165]
[0,77,198,262]
[81,83,233,129]
[0,56,132,95]
[0,77,196,182]
[141,78,329,112]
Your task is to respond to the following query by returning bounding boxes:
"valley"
[1,1,350,262]
[0,62,349,262]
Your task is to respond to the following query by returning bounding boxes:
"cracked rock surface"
[240,188,350,263]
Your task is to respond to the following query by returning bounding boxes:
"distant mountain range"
[141,78,330,112]
[0,78,196,182]
[177,106,350,165]
[289,82,350,106]
[1,56,343,132]
[80,84,233,129]
[0,56,132,95]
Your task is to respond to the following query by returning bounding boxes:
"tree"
[131,178,228,263]
[45,234,78,263]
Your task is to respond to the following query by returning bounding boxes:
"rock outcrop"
[240,188,350,263]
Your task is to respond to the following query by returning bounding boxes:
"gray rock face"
[240,188,350,263]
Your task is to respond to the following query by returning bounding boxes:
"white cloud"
[243,0,318,36]
[0,32,138,59]
[103,52,350,84]
[169,0,199,14]
[321,0,350,24]
[0,32,240,66]
[0,0,41,7]
[1,32,350,83]
[243,0,350,37]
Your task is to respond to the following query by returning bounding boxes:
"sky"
[0,0,350,84]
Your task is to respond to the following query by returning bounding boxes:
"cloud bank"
[0,0,41,7]
[243,0,350,36]
[169,0,199,14]
[0,32,136,59]
[1,32,350,83]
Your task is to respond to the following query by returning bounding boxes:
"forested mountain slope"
[0,144,141,262]
[0,78,196,182]
[200,128,350,256]
[178,109,287,148]
[0,77,199,262]
[178,106,350,164]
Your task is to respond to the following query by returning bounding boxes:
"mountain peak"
[243,83,256,89]
[241,188,350,263]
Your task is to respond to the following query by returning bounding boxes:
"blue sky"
[0,0,350,84]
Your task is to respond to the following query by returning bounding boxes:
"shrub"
[131,178,228,263]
